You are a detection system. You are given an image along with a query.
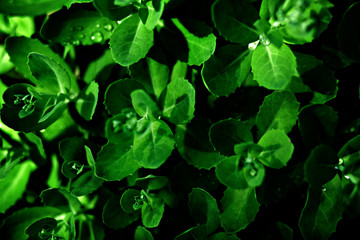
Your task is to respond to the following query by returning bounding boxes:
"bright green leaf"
[75,81,99,121]
[147,57,169,99]
[141,197,165,228]
[0,0,66,16]
[130,89,160,119]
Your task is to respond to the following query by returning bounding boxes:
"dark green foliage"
[0,1,359,239]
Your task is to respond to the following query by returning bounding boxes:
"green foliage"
[0,0,358,239]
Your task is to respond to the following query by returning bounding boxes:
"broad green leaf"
[59,137,87,178]
[0,45,13,75]
[209,118,253,156]
[0,14,35,37]
[0,0,66,16]
[175,119,224,170]
[256,90,300,137]
[220,187,260,233]
[147,57,169,99]
[338,2,360,63]
[102,195,140,229]
[25,217,57,239]
[299,175,343,240]
[251,43,298,90]
[161,78,195,124]
[133,119,175,169]
[95,143,139,181]
[28,53,71,94]
[0,206,63,240]
[209,232,240,240]
[172,18,216,66]
[75,81,99,121]
[105,110,137,144]
[171,60,188,81]
[257,129,294,169]
[120,188,141,213]
[40,108,76,141]
[135,226,154,240]
[201,45,252,97]
[71,170,103,196]
[211,0,259,45]
[0,160,37,213]
[40,188,82,213]
[141,197,165,228]
[41,8,115,46]
[110,14,154,66]
[93,0,134,20]
[130,89,160,119]
[5,37,78,93]
[142,0,164,30]
[304,145,338,186]
[188,188,220,234]
[298,104,338,148]
[104,79,145,115]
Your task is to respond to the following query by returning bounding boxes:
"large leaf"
[95,143,139,181]
[188,188,220,235]
[256,90,300,137]
[0,160,37,213]
[220,187,260,234]
[211,0,259,45]
[299,175,343,240]
[172,18,216,66]
[251,43,298,90]
[257,129,294,169]
[133,119,175,169]
[110,14,154,66]
[161,78,195,124]
[41,8,116,45]
[0,0,66,16]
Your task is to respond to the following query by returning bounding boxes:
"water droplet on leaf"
[78,34,85,39]
[322,187,327,192]
[259,35,271,46]
[72,40,80,46]
[104,23,113,31]
[345,175,350,179]
[248,40,260,51]
[95,23,101,28]
[249,168,257,177]
[90,32,103,43]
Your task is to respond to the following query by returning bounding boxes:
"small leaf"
[299,175,343,240]
[220,187,260,234]
[130,89,160,119]
[142,0,164,30]
[135,226,154,240]
[141,197,165,228]
[110,14,154,66]
[256,90,300,137]
[202,45,252,96]
[71,171,103,196]
[188,188,220,235]
[120,189,141,213]
[147,57,169,99]
[251,43,298,90]
[257,129,294,169]
[40,188,82,213]
[133,119,175,169]
[161,78,195,124]
[75,81,99,121]
[25,217,57,238]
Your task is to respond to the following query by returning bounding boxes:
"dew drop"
[117,20,122,24]
[104,23,113,32]
[339,158,344,165]
[90,32,103,43]
[248,40,259,51]
[249,168,257,177]
[345,175,350,180]
[78,34,85,39]
[95,23,101,28]
[72,40,80,46]
[259,35,271,46]
[322,187,327,192]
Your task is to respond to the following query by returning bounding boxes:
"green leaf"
[135,226,154,240]
[134,175,169,191]
[161,78,195,124]
[64,0,92,8]
[27,53,71,94]
[133,119,175,169]
[209,118,253,156]
[40,188,82,213]
[201,45,252,97]
[93,0,134,21]
[298,104,338,148]
[175,119,224,170]
[120,188,141,213]
[104,110,137,144]
[299,175,343,240]
[142,0,164,30]
[103,195,140,229]
[188,188,220,235]
[104,79,145,115]
[257,129,294,169]
[171,18,216,66]
[0,206,63,240]
[75,81,99,121]
[220,187,260,234]
[25,217,57,238]
[41,8,116,46]
[251,43,298,90]
[95,143,139,181]
[171,60,188,82]
[256,90,300,137]
[5,37,78,93]
[211,0,259,45]
[0,160,37,213]
[114,0,137,7]
[110,14,154,66]
[71,170,103,196]
[130,89,160,119]
[141,196,165,228]
[0,0,66,16]
[304,145,338,186]
[338,2,360,62]
[337,135,360,175]
[83,49,115,84]
[147,57,169,99]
